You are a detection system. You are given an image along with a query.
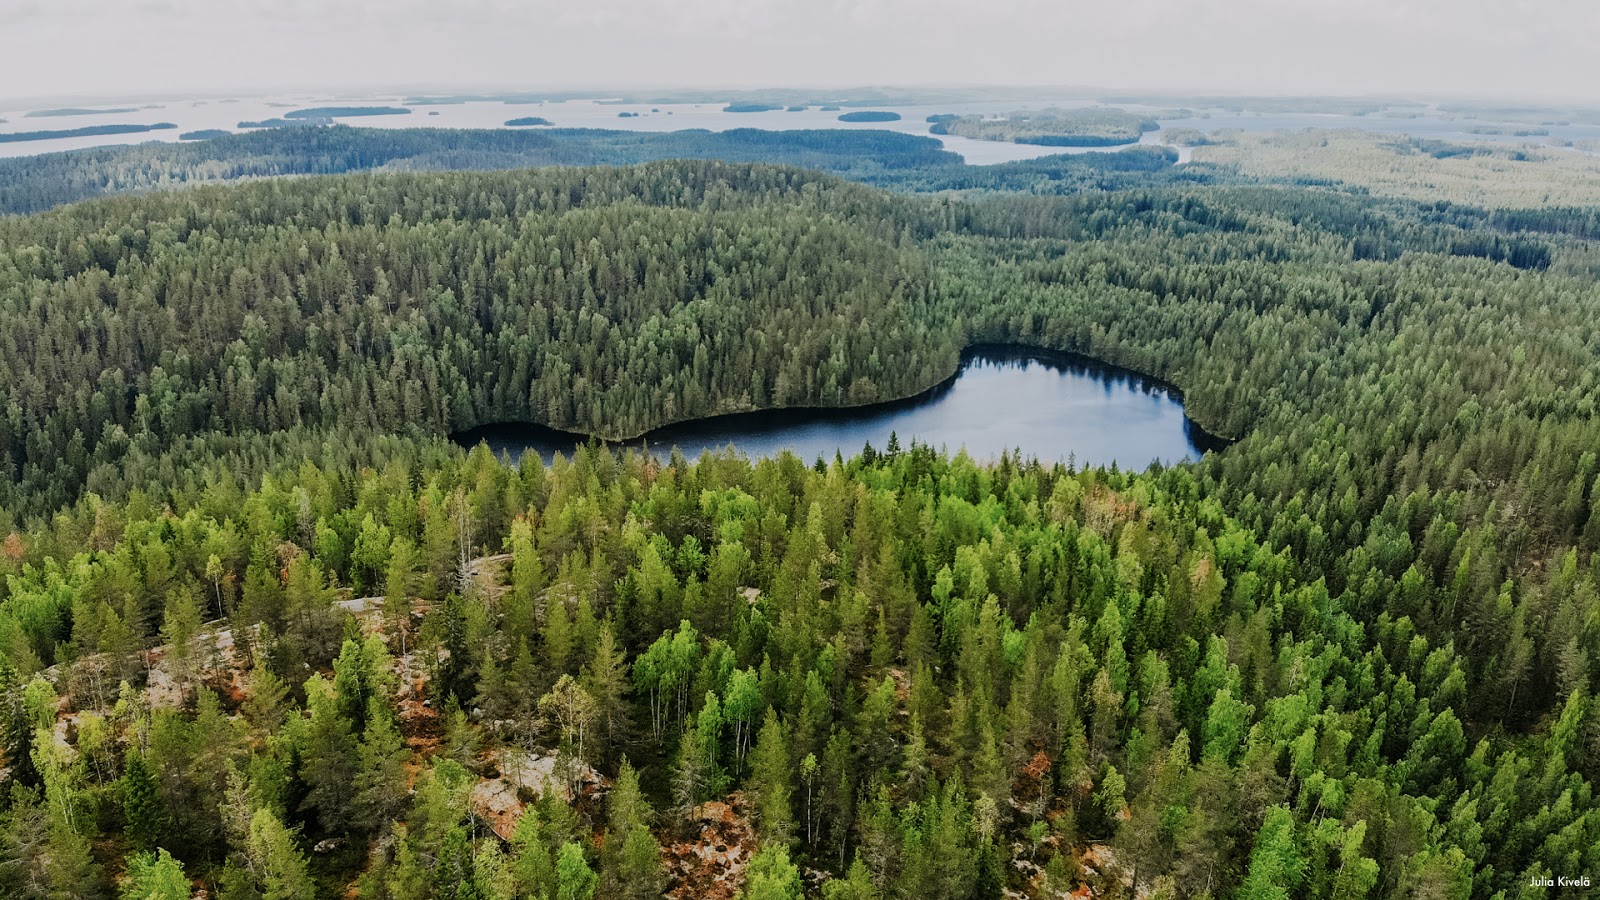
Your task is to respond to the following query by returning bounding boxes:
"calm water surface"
[455,348,1226,469]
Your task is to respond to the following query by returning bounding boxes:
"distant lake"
[8,94,1596,163]
[454,347,1228,469]
[0,96,1095,164]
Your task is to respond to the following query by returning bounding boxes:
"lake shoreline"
[452,342,1235,464]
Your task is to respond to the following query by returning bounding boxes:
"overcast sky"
[2,0,1597,104]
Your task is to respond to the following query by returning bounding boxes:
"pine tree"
[748,709,794,844]
[739,844,802,900]
[972,838,1003,900]
[600,760,665,900]
[248,809,315,900]
[614,824,664,900]
[0,660,39,789]
[673,726,709,823]
[384,537,418,655]
[241,659,289,732]
[1330,821,1379,900]
[351,699,409,835]
[297,674,357,834]
[506,518,545,644]
[158,581,205,706]
[474,838,516,900]
[544,594,574,677]
[1116,731,1189,891]
[1237,806,1306,900]
[119,849,188,900]
[555,842,597,900]
[510,811,556,896]
[383,824,431,900]
[579,624,631,761]
[434,826,481,900]
[442,699,483,767]
[820,856,879,900]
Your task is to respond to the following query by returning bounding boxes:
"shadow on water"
[453,345,1232,469]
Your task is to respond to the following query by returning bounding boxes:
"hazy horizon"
[0,82,1582,110]
[3,0,1598,106]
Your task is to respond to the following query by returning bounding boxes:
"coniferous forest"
[0,139,1597,900]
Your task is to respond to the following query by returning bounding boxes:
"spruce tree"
[121,750,171,853]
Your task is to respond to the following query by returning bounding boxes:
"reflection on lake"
[454,347,1228,469]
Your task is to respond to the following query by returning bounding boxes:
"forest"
[0,152,1597,900]
[18,123,1584,221]
[1191,131,1600,207]
[0,126,966,215]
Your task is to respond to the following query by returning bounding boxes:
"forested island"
[505,117,554,127]
[1158,127,1215,147]
[0,122,177,144]
[24,107,141,117]
[837,111,901,123]
[0,149,1596,900]
[238,117,333,129]
[285,106,413,119]
[930,109,1158,146]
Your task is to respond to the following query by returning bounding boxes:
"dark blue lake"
[454,347,1225,469]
